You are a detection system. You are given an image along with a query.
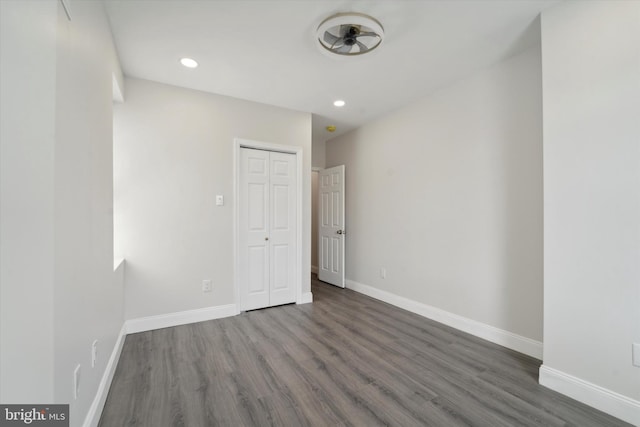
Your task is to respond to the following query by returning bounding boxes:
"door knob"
[265,237,269,241]
[336,230,344,235]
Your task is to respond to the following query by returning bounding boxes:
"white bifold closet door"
[239,148,297,311]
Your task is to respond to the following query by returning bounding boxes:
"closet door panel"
[239,148,270,311]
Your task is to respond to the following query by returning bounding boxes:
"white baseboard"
[345,279,543,359]
[82,324,127,427]
[298,292,313,304]
[311,265,318,274]
[125,304,239,334]
[539,365,640,426]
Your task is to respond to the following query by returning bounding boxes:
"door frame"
[233,138,303,312]
[311,167,323,276]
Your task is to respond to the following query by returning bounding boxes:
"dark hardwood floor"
[100,276,630,426]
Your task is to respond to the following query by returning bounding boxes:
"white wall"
[53,2,125,424]
[1,1,125,425]
[114,78,312,319]
[326,46,543,343]
[540,0,640,421]
[312,138,326,169]
[0,0,57,403]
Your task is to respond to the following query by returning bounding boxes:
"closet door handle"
[265,237,269,241]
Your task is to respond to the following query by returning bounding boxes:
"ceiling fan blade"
[323,31,340,45]
[330,38,345,50]
[339,24,353,36]
[355,31,379,38]
[336,44,352,54]
[356,41,369,53]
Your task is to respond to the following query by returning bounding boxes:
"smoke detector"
[316,13,384,56]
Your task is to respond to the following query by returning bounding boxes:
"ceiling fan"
[316,13,385,56]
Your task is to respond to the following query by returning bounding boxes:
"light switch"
[216,195,224,206]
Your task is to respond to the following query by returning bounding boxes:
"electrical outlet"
[633,343,640,367]
[380,268,386,279]
[91,340,98,368]
[202,280,212,293]
[73,364,81,399]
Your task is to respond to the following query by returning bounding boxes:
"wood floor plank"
[99,275,632,427]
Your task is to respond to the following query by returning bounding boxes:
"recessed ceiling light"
[180,58,198,68]
[333,100,346,107]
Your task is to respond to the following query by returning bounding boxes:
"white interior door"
[318,165,345,288]
[239,148,270,310]
[268,151,297,306]
[239,148,296,310]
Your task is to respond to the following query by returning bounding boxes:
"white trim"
[539,365,640,426]
[113,257,125,272]
[233,141,240,312]
[233,138,304,310]
[125,304,238,334]
[345,279,543,359]
[310,169,319,278]
[294,145,303,305]
[82,324,127,427]
[112,73,124,103]
[299,292,313,304]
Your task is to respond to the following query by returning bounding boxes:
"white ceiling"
[105,0,559,144]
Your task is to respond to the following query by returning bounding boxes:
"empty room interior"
[1,0,639,426]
